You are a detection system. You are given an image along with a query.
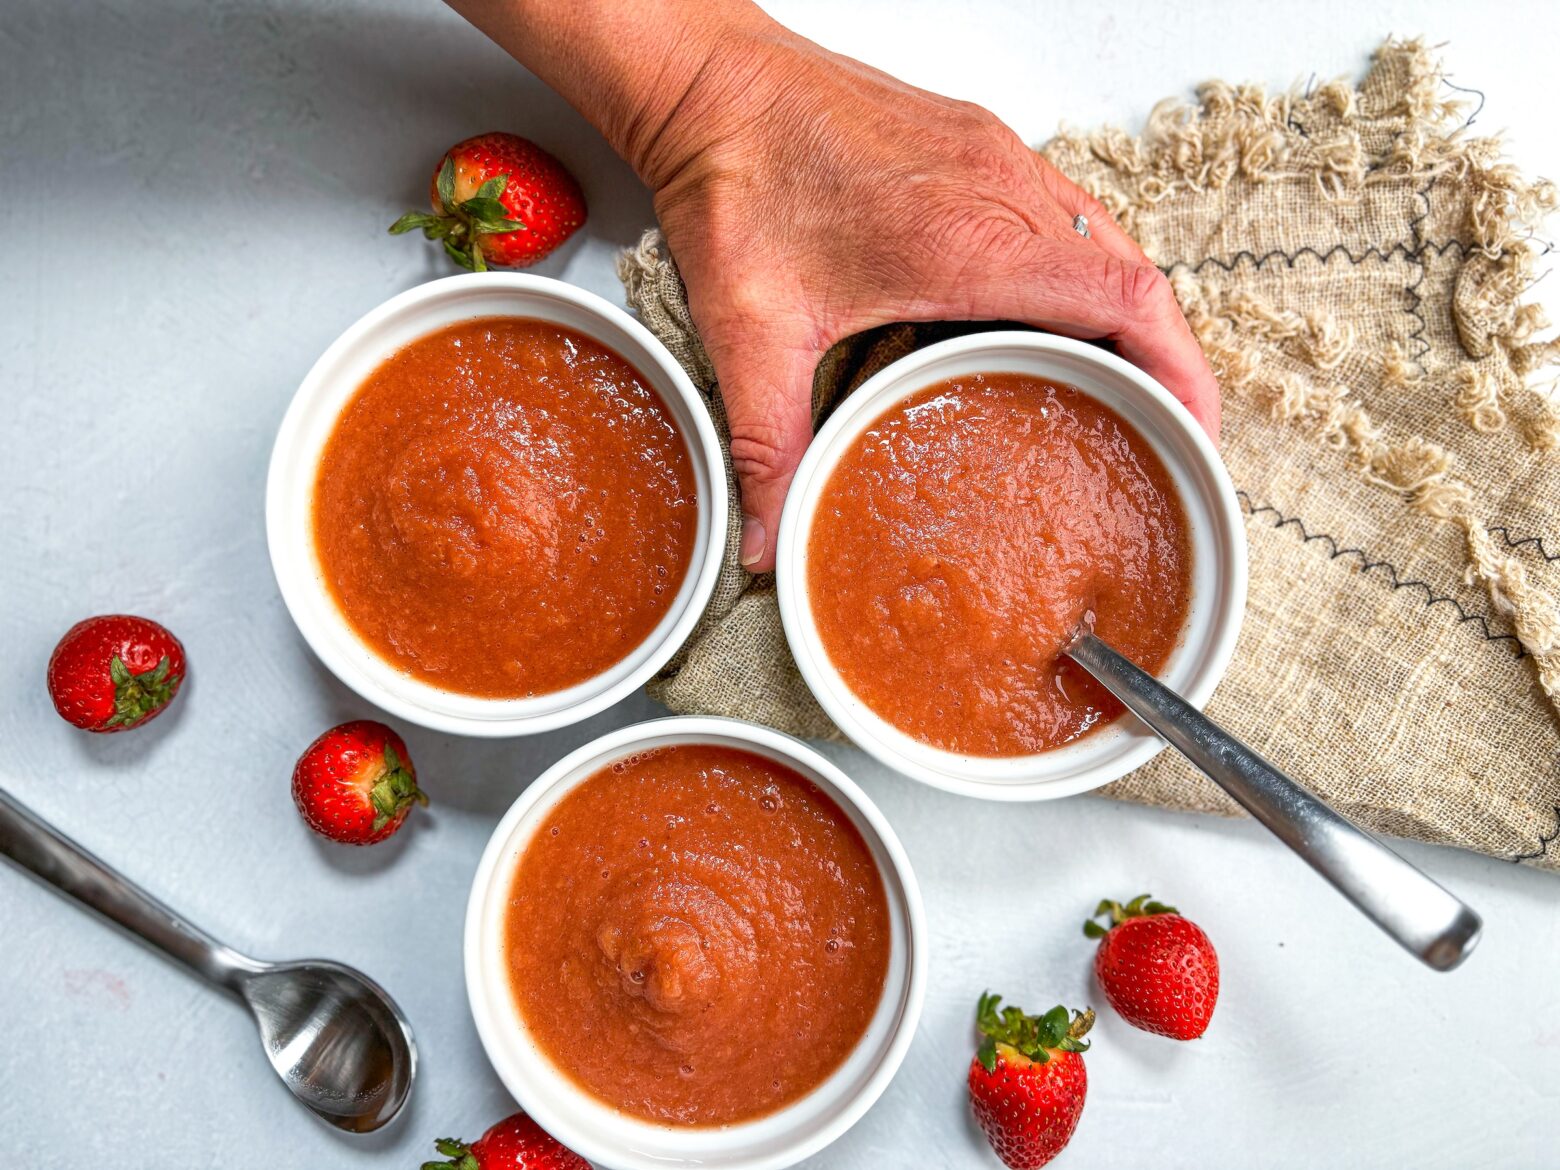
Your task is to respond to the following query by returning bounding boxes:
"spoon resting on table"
[0,787,416,1132]
[1064,630,1483,972]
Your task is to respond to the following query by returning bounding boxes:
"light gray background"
[2,1,1556,1165]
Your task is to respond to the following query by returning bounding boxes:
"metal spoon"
[0,787,415,1131]
[1065,632,1483,971]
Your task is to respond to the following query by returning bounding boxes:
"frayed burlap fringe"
[619,38,1560,870]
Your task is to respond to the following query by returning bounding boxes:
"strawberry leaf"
[1084,893,1177,936]
[423,1136,480,1170]
[473,217,525,237]
[394,158,525,271]
[104,654,179,729]
[1040,1005,1070,1037]
[474,173,508,200]
[443,238,478,271]
[977,1035,997,1073]
[366,744,427,833]
[975,992,1093,1064]
[458,195,512,222]
[389,211,439,235]
[435,156,457,213]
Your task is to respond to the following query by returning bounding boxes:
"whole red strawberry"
[422,1111,588,1170]
[1085,894,1219,1040]
[291,720,427,846]
[967,993,1094,1170]
[47,615,186,733]
[390,132,586,270]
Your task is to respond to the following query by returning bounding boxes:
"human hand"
[635,26,1220,572]
[442,1,1220,573]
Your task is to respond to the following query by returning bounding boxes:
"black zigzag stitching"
[1168,237,1470,277]
[1236,493,1560,864]
[1487,525,1560,563]
[1514,806,1560,863]
[1403,175,1437,368]
[1165,227,1470,377]
[1236,490,1524,656]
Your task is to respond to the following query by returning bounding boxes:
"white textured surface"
[2,1,1557,1166]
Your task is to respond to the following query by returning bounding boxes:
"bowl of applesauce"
[267,273,727,736]
[464,716,926,1170]
[776,331,1246,800]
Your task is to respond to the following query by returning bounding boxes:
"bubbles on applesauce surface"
[825,938,841,954]
[759,785,783,812]
[612,748,670,775]
[678,1063,694,1078]
[549,825,560,837]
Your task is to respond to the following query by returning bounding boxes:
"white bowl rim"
[462,715,928,1170]
[265,273,727,737]
[776,331,1247,801]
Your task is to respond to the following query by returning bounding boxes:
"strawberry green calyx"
[421,1136,477,1170]
[389,157,526,273]
[369,744,428,832]
[105,655,179,729]
[1083,893,1177,938]
[975,992,1094,1072]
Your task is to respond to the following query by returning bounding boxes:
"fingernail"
[739,515,766,567]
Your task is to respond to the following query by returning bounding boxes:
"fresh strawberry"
[47,615,186,733]
[391,132,586,271]
[422,1110,588,1170]
[1084,894,1219,1040]
[291,720,426,846]
[968,993,1094,1170]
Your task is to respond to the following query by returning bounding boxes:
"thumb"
[705,330,819,574]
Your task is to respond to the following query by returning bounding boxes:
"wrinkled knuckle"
[946,112,1027,181]
[1113,260,1172,317]
[1076,187,1110,220]
[936,205,1025,258]
[728,421,792,488]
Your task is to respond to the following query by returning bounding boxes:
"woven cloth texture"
[617,39,1560,870]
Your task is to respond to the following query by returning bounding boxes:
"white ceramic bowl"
[266,274,726,737]
[777,332,1246,800]
[464,716,926,1170]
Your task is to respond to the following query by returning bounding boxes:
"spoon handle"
[0,787,258,991]
[1067,633,1482,971]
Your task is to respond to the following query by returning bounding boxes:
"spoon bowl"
[239,960,417,1133]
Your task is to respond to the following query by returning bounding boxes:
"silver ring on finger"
[1072,213,1091,239]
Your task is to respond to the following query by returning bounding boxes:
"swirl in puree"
[503,744,890,1126]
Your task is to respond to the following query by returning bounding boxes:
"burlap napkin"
[618,38,1560,871]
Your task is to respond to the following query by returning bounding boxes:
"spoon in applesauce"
[0,788,415,1131]
[1065,628,1483,972]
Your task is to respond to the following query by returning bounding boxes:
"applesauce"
[502,743,890,1126]
[807,372,1192,756]
[312,316,696,698]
